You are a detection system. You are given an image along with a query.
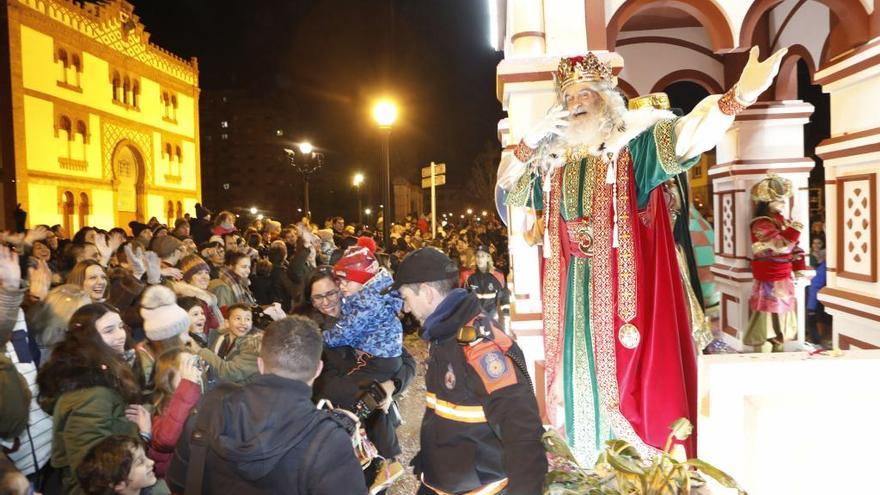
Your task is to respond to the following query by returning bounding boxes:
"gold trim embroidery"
[616,149,637,324]
[563,160,581,220]
[653,119,686,175]
[718,85,748,115]
[590,153,659,460]
[570,258,597,461]
[542,171,565,426]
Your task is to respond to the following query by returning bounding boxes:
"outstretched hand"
[524,104,570,148]
[737,46,788,103]
[0,245,21,290]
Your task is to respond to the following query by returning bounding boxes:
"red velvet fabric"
[614,187,698,457]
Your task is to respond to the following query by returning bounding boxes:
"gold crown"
[752,174,793,203]
[556,53,613,93]
[628,93,671,111]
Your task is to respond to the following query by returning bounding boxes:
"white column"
[508,0,546,57]
[815,37,880,348]
[710,100,815,350]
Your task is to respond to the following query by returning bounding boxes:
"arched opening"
[171,95,178,120]
[166,200,175,225]
[70,54,80,86]
[112,72,121,101]
[176,201,183,220]
[73,120,87,161]
[740,0,869,62]
[651,70,723,95]
[664,81,714,220]
[78,192,90,229]
[58,115,72,159]
[57,48,68,83]
[62,191,74,235]
[123,76,131,105]
[775,45,816,100]
[112,142,145,226]
[607,0,735,53]
[132,81,139,107]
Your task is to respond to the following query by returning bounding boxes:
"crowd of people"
[0,201,535,495]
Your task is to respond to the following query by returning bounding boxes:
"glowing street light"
[373,98,398,250]
[466,208,473,215]
[372,100,398,128]
[249,206,257,215]
[299,142,314,154]
[481,210,488,217]
[365,208,372,215]
[353,172,365,224]
[257,214,264,221]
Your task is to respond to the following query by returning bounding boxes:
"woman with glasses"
[295,268,416,493]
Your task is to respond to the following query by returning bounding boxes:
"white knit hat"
[140,285,190,342]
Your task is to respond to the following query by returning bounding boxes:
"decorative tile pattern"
[837,174,877,282]
[721,192,735,256]
[101,120,152,184]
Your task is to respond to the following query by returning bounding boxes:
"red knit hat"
[356,236,377,255]
[333,246,379,284]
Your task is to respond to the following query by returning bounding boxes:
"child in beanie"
[323,243,403,358]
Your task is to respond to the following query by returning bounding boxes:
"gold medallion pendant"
[618,323,640,349]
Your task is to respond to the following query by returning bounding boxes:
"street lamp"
[284,143,324,220]
[249,206,257,215]
[373,99,398,251]
[466,208,473,215]
[353,173,365,225]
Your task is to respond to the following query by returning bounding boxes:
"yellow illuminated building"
[0,0,200,232]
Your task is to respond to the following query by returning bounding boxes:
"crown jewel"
[556,53,614,93]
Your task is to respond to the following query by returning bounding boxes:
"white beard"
[561,114,610,151]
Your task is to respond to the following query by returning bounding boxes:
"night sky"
[130,0,504,221]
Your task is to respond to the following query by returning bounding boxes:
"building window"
[161,90,178,123]
[275,129,283,136]
[112,72,121,101]
[78,192,90,229]
[62,191,75,235]
[220,121,228,128]
[171,95,178,121]
[221,133,228,140]
[132,81,140,107]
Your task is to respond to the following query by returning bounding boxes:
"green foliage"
[543,418,746,495]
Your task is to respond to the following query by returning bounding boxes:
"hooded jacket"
[166,373,367,495]
[322,269,403,358]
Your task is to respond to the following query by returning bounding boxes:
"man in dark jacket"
[167,316,367,494]
[190,203,213,246]
[389,248,547,495]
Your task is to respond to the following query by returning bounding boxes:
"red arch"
[740,0,869,54]
[651,69,724,95]
[607,0,735,53]
[775,44,816,99]
[617,78,639,99]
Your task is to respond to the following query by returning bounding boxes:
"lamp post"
[372,99,398,251]
[284,142,323,220]
[353,172,365,226]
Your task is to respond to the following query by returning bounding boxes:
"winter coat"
[196,328,262,384]
[149,378,201,477]
[209,267,256,311]
[166,374,367,495]
[190,217,213,246]
[322,270,403,358]
[1,290,53,476]
[269,265,297,312]
[250,274,273,307]
[50,385,139,494]
[170,281,224,334]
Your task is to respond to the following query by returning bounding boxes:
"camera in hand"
[351,381,387,421]
[251,305,274,329]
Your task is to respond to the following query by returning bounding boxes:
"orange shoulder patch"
[464,341,518,394]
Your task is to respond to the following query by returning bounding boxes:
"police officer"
[386,248,546,495]
[463,245,510,328]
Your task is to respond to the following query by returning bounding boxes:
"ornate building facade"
[492,0,880,388]
[0,0,200,232]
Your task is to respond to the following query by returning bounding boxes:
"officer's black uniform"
[464,269,510,323]
[413,288,545,495]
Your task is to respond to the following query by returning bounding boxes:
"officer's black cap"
[383,247,459,294]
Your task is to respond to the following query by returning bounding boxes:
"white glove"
[263,302,286,321]
[736,46,788,103]
[145,251,162,285]
[523,105,569,149]
[124,244,147,280]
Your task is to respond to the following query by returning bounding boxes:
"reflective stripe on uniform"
[425,392,487,423]
[421,474,509,495]
[475,292,497,299]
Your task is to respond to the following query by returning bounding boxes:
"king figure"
[497,46,787,462]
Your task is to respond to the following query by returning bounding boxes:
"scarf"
[217,266,256,306]
[421,289,482,342]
